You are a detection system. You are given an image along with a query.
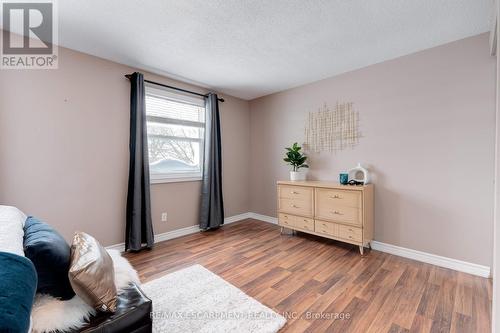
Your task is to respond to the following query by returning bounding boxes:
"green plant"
[283,142,309,172]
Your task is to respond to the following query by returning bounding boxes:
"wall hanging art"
[304,102,361,153]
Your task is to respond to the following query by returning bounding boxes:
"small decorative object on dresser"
[348,162,370,184]
[283,142,309,181]
[277,180,374,255]
[339,173,349,185]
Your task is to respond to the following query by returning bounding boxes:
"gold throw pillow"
[68,232,117,312]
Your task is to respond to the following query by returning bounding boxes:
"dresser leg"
[359,245,364,256]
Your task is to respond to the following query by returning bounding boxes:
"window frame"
[145,84,206,184]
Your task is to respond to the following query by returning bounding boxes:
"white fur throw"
[31,250,140,333]
[0,205,27,257]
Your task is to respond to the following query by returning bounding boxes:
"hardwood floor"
[124,219,492,333]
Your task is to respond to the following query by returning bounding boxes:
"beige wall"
[0,45,250,246]
[249,33,496,267]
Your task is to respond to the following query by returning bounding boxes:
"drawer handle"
[291,191,299,194]
[348,236,353,239]
[322,223,327,227]
[330,194,342,199]
[332,211,343,215]
[348,228,353,232]
[291,204,298,208]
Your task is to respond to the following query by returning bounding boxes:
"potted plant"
[283,142,309,181]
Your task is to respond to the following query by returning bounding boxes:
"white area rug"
[142,265,286,333]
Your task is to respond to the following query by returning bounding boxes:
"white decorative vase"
[348,162,370,184]
[290,170,307,181]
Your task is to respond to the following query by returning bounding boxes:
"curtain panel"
[199,93,224,230]
[126,72,154,251]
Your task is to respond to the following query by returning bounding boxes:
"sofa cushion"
[69,232,117,312]
[24,216,75,300]
[0,251,37,333]
[0,205,27,257]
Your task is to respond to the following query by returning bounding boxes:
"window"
[145,84,205,183]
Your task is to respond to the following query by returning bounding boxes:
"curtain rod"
[125,74,225,102]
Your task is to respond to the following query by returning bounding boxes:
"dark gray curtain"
[200,93,224,230]
[126,72,154,251]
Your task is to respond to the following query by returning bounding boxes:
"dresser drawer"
[315,203,361,225]
[278,185,314,201]
[278,185,313,201]
[315,188,361,208]
[278,197,313,217]
[278,213,295,228]
[294,217,314,232]
[338,225,363,242]
[315,220,337,236]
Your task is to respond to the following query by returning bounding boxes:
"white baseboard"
[105,223,201,252]
[106,211,489,278]
[224,212,253,224]
[247,212,278,224]
[154,224,200,244]
[105,242,127,252]
[247,213,490,278]
[370,241,491,278]
[225,212,279,225]
[106,212,255,252]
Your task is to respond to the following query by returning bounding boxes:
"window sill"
[150,177,202,184]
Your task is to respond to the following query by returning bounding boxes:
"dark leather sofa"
[77,283,152,333]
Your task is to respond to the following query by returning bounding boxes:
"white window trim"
[145,84,205,184]
[150,174,202,184]
[145,84,205,107]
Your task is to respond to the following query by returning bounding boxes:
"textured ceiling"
[55,1,495,99]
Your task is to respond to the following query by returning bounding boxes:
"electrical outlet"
[161,212,168,222]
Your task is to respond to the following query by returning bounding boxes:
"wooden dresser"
[277,181,374,255]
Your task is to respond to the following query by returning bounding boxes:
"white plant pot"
[290,170,307,181]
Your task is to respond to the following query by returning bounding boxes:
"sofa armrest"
[77,283,152,333]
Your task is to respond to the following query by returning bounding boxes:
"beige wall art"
[304,102,361,153]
